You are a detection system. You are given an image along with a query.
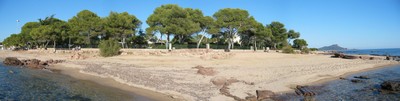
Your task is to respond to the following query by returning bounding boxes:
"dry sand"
[0,49,399,101]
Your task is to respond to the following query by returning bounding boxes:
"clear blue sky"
[0,0,399,49]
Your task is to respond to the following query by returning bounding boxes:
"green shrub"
[301,48,310,54]
[309,48,318,51]
[282,46,295,54]
[99,39,121,57]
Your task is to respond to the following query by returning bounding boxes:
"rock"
[333,53,344,58]
[339,77,347,80]
[369,57,375,60]
[210,76,227,86]
[3,57,22,66]
[350,79,363,83]
[24,59,46,69]
[226,78,240,84]
[170,95,179,99]
[354,76,369,79]
[193,65,204,69]
[359,56,370,60]
[343,55,358,59]
[386,56,393,60]
[196,66,217,76]
[39,61,48,65]
[46,59,54,64]
[245,95,257,101]
[256,90,275,100]
[8,70,14,74]
[381,80,400,91]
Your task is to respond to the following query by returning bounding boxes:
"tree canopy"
[68,10,103,47]
[3,5,308,52]
[104,11,141,48]
[213,8,253,51]
[293,39,308,49]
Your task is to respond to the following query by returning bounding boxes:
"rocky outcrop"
[3,57,65,69]
[193,65,217,76]
[381,80,400,91]
[343,55,358,59]
[350,79,363,83]
[3,57,23,66]
[256,90,275,100]
[354,76,370,79]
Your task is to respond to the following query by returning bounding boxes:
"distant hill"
[319,44,347,51]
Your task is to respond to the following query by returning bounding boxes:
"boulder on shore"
[256,90,275,100]
[3,57,22,66]
[343,55,358,59]
[381,80,400,91]
[3,57,65,69]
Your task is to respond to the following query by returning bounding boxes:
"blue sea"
[339,48,400,56]
[0,62,152,101]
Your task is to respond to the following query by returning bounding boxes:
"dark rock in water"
[3,57,65,69]
[354,76,370,79]
[350,79,363,83]
[3,57,22,66]
[256,90,275,100]
[25,59,44,69]
[381,80,400,91]
[295,85,316,96]
[339,77,347,80]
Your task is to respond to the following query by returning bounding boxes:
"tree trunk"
[274,43,277,50]
[44,41,50,50]
[231,40,234,49]
[197,35,205,49]
[68,37,71,50]
[167,34,170,43]
[88,30,91,48]
[53,40,56,53]
[226,41,231,52]
[122,37,126,49]
[166,34,170,49]
[178,35,183,44]
[254,40,257,51]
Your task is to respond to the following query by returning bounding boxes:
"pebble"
[8,70,14,74]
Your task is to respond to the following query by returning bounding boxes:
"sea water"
[340,48,400,56]
[277,65,400,100]
[0,63,152,101]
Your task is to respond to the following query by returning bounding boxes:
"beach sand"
[0,49,398,100]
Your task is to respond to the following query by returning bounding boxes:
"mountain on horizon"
[319,44,347,51]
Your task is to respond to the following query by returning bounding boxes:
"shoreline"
[0,49,399,100]
[268,62,400,95]
[48,63,179,101]
[308,63,400,86]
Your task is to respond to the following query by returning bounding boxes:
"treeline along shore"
[2,4,310,54]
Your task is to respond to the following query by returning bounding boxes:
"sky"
[0,0,399,49]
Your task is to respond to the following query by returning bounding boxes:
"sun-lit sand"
[0,49,398,100]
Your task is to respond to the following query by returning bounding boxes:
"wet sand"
[48,64,177,101]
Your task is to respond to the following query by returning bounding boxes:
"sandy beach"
[0,49,399,101]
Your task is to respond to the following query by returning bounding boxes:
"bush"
[301,48,310,54]
[309,48,318,51]
[99,39,121,57]
[282,46,295,54]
